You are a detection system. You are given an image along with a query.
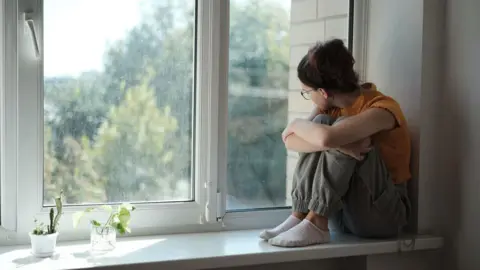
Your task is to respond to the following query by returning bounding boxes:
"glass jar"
[90,225,116,252]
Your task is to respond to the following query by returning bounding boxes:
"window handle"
[24,11,40,58]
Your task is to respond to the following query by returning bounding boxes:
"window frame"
[1,0,18,232]
[0,0,362,243]
[0,0,228,242]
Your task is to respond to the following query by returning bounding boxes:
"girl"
[260,39,411,247]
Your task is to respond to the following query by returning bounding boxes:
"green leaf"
[91,220,102,227]
[117,207,131,226]
[120,203,135,212]
[72,211,85,228]
[114,222,126,235]
[72,207,95,228]
[112,214,120,224]
[100,205,113,213]
[54,195,63,213]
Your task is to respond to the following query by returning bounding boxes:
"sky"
[44,0,141,77]
[43,0,290,78]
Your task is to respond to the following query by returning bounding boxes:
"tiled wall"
[286,0,350,203]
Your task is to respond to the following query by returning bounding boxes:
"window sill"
[0,230,443,270]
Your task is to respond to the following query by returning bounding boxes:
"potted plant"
[29,192,63,258]
[73,203,135,252]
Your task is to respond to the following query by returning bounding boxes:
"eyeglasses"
[301,89,314,100]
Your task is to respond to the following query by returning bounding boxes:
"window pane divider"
[215,0,230,221]
[196,0,229,223]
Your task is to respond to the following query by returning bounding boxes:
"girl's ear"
[318,88,329,99]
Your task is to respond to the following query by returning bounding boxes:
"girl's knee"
[312,114,336,125]
[312,114,347,125]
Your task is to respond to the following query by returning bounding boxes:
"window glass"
[43,0,196,205]
[227,0,291,210]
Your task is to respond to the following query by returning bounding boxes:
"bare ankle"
[306,212,329,231]
[292,212,307,220]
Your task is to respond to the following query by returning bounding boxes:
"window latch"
[23,11,40,58]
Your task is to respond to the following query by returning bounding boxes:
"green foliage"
[89,72,180,202]
[229,0,290,87]
[73,204,136,235]
[32,192,64,235]
[32,219,47,235]
[44,127,106,203]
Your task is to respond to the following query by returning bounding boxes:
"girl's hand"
[282,119,300,142]
[282,126,294,142]
[338,137,372,160]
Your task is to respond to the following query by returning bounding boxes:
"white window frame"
[0,0,230,243]
[1,0,18,234]
[0,0,362,243]
[352,0,369,82]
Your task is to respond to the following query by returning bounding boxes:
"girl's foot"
[268,219,330,247]
[259,215,302,240]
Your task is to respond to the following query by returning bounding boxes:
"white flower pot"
[29,232,59,258]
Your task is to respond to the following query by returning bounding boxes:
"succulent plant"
[32,191,63,235]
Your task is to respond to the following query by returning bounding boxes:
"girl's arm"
[289,108,396,149]
[285,133,372,160]
[284,134,323,153]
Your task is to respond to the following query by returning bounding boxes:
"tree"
[102,0,195,182]
[88,72,182,202]
[44,126,106,204]
[229,0,290,88]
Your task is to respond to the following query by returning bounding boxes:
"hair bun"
[325,39,345,48]
[300,38,358,93]
[308,39,353,73]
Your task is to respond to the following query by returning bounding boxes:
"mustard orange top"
[325,83,411,184]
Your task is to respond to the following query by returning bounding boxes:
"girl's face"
[301,83,331,111]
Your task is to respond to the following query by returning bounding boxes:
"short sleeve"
[326,107,342,118]
[367,95,406,127]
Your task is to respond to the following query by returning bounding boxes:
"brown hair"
[297,39,359,94]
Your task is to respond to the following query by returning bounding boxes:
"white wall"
[365,0,424,233]
[365,0,447,236]
[441,0,480,269]
[367,0,480,269]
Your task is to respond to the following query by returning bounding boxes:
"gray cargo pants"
[291,114,411,238]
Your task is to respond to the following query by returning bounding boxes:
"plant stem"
[101,213,114,234]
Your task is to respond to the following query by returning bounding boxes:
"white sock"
[259,215,302,240]
[268,219,330,247]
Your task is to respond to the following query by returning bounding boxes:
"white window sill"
[0,230,443,270]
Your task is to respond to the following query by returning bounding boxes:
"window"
[1,0,354,239]
[42,0,195,205]
[12,0,211,235]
